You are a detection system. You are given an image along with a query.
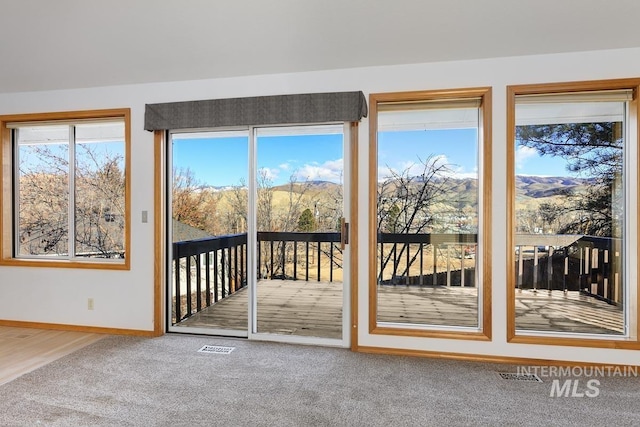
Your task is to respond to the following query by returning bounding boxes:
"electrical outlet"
[88,298,94,310]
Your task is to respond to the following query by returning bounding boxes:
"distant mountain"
[202,185,246,192]
[272,180,338,192]
[515,176,591,198]
[205,175,588,201]
[378,174,589,213]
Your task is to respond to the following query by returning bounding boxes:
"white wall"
[1,47,640,363]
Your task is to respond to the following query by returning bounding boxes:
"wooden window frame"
[0,109,131,270]
[368,88,492,341]
[506,78,640,349]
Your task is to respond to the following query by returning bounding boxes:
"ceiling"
[1,0,640,94]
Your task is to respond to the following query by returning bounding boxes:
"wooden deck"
[377,286,478,327]
[175,280,624,338]
[176,280,343,339]
[515,289,624,334]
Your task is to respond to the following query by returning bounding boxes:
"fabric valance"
[144,91,367,131]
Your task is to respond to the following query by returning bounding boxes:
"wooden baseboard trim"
[356,345,640,368]
[0,320,158,337]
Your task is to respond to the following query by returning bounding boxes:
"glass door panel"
[375,101,481,329]
[255,125,345,339]
[169,131,249,335]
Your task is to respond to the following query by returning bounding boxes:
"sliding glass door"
[254,125,346,340]
[167,124,350,345]
[169,131,249,336]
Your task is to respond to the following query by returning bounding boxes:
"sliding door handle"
[340,218,349,250]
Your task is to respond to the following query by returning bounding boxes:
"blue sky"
[514,144,571,177]
[172,133,343,187]
[171,129,572,187]
[172,136,249,186]
[379,129,478,180]
[257,134,343,185]
[379,128,571,179]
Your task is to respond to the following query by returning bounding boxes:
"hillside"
[211,175,586,208]
[193,175,586,236]
[208,176,586,201]
[516,176,590,198]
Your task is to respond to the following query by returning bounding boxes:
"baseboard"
[0,319,159,337]
[356,345,639,368]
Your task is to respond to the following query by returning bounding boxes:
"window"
[507,79,640,347]
[369,88,492,339]
[1,109,131,269]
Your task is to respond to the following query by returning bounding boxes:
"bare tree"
[18,143,125,257]
[75,146,125,256]
[377,156,453,281]
[224,180,248,235]
[172,167,220,233]
[256,169,274,233]
[256,169,318,278]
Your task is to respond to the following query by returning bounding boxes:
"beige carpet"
[1,334,639,426]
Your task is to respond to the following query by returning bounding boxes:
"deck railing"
[257,231,341,281]
[172,231,620,324]
[515,235,622,305]
[172,231,479,323]
[172,231,341,323]
[172,234,248,323]
[378,233,478,287]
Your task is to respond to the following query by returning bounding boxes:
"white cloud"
[453,165,479,179]
[397,155,452,178]
[379,155,478,181]
[399,161,427,178]
[432,154,449,168]
[293,158,343,183]
[258,167,279,182]
[516,146,537,170]
[378,165,397,181]
[278,162,290,171]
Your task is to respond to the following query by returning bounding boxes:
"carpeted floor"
[1,334,639,426]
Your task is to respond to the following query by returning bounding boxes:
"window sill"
[371,324,491,341]
[0,257,130,271]
[508,333,640,349]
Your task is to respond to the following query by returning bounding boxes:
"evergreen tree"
[516,122,622,237]
[297,208,316,232]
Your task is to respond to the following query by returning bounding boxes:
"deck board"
[176,280,624,338]
[176,280,344,339]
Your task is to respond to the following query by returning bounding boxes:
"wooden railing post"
[460,244,465,288]
[532,246,539,292]
[186,256,192,316]
[174,257,181,322]
[432,244,437,286]
[546,246,553,292]
[205,252,211,306]
[563,248,568,293]
[446,244,451,287]
[517,245,523,291]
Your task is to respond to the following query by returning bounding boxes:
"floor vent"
[198,345,235,355]
[499,373,542,382]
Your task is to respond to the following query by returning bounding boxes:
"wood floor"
[175,280,625,338]
[0,326,103,386]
